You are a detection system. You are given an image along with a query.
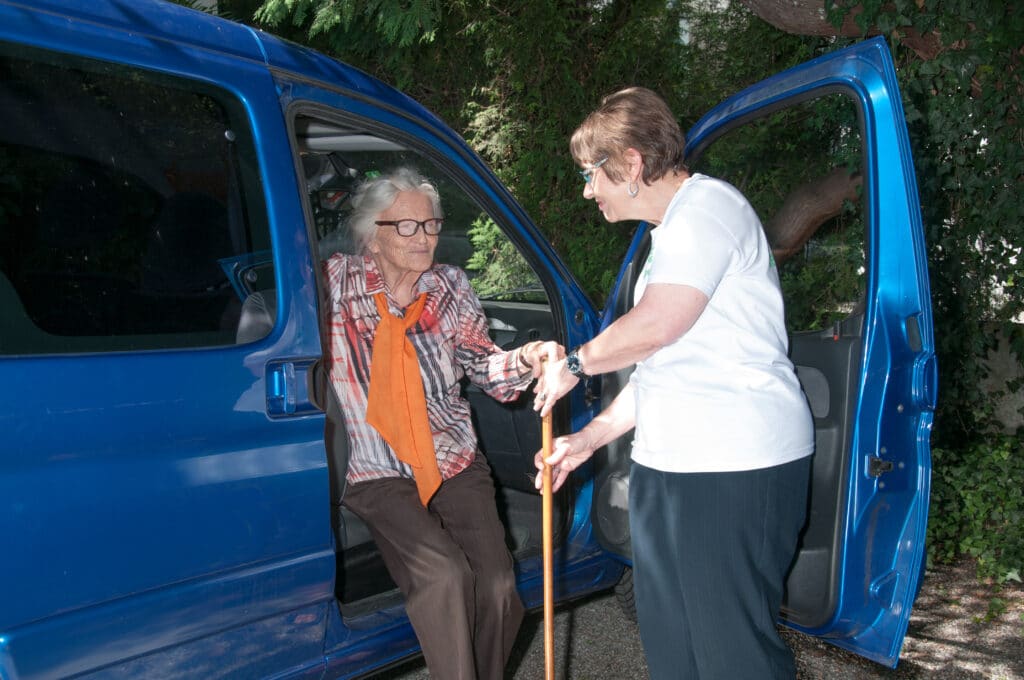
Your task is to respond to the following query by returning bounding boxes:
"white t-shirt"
[630,174,814,473]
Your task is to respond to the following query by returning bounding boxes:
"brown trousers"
[343,455,524,680]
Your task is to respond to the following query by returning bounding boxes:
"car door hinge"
[868,456,894,477]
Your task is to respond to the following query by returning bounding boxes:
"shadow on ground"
[375,557,1023,679]
[786,558,1024,679]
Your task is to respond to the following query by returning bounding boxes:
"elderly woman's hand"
[518,340,564,379]
[533,431,595,493]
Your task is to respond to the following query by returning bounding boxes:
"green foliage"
[673,2,824,130]
[255,0,441,50]
[465,216,539,299]
[975,596,1006,624]
[825,0,1024,580]
[829,1,1024,445]
[928,435,1024,583]
[780,223,865,331]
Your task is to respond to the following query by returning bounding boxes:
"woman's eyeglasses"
[374,218,444,237]
[579,157,608,184]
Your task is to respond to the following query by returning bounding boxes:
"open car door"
[591,37,935,667]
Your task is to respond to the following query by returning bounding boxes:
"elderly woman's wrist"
[517,341,540,370]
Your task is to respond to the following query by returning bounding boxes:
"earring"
[628,180,639,198]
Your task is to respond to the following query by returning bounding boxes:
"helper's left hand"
[532,355,580,417]
[533,430,595,493]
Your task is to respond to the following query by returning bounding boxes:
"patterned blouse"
[324,253,534,485]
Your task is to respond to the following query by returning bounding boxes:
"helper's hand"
[534,431,595,493]
[532,355,579,417]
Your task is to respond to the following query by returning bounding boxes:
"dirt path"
[785,558,1024,679]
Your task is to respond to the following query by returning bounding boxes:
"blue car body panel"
[0,5,334,679]
[0,0,931,675]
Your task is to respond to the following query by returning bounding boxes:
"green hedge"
[929,435,1024,583]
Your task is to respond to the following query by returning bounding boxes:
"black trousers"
[343,455,524,680]
[629,456,812,680]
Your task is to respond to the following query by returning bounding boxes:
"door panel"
[785,322,863,627]
[0,9,331,678]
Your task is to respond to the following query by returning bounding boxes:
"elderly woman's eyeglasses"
[374,218,444,237]
[579,157,608,184]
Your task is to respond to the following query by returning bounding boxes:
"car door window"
[691,95,865,332]
[0,44,272,355]
[297,119,543,306]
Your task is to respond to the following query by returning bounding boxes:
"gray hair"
[348,167,443,252]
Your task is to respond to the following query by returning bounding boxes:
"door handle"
[915,353,938,410]
[905,315,937,410]
[266,357,320,417]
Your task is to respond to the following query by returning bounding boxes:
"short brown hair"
[570,87,686,185]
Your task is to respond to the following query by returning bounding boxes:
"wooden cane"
[541,400,555,680]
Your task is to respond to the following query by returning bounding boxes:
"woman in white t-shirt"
[533,87,814,680]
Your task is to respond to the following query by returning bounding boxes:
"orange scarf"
[365,292,442,506]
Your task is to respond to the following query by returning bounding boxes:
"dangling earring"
[627,180,639,198]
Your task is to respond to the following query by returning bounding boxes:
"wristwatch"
[566,346,588,378]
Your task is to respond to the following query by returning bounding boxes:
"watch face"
[567,350,583,377]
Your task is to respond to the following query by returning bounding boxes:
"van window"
[293,115,544,306]
[691,94,866,333]
[0,45,272,354]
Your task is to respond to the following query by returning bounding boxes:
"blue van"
[0,1,935,677]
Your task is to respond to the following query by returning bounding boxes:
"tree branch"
[737,0,946,62]
[767,167,861,262]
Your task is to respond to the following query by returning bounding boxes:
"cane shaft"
[542,410,555,680]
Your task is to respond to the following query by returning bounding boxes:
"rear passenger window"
[0,45,272,355]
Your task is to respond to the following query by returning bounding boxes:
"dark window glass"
[0,45,272,354]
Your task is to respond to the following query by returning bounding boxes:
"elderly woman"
[325,167,557,679]
[533,88,815,679]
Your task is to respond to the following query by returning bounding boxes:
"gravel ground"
[375,558,1023,679]
[786,558,1024,679]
